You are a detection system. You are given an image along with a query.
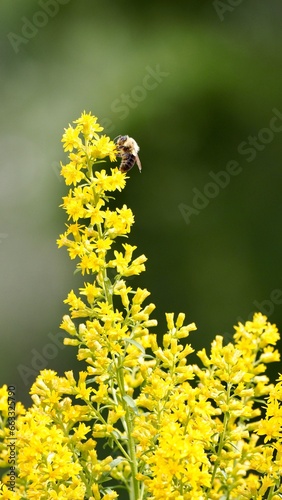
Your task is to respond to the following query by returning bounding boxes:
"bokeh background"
[1,0,282,406]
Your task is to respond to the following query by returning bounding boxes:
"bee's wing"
[136,154,142,173]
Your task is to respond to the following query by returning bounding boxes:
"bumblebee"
[115,135,142,173]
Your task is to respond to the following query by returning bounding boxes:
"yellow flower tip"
[133,287,151,305]
[91,482,101,499]
[60,162,85,186]
[187,321,197,331]
[0,385,8,416]
[64,370,76,388]
[102,491,118,500]
[165,312,175,331]
[177,321,197,339]
[197,348,210,367]
[176,312,185,328]
[260,348,280,363]
[61,125,82,152]
[60,314,77,335]
[64,338,80,346]
[73,111,104,139]
[144,319,158,328]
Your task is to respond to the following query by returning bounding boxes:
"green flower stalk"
[0,111,282,499]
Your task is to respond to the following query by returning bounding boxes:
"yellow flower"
[60,314,77,335]
[103,491,118,500]
[89,135,116,161]
[61,124,82,152]
[78,252,105,275]
[0,385,8,417]
[60,161,85,185]
[61,188,87,221]
[75,371,93,400]
[79,282,102,304]
[92,168,125,193]
[73,110,104,139]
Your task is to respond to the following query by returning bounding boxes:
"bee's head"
[114,135,128,146]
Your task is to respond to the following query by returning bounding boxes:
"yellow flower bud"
[165,312,175,331]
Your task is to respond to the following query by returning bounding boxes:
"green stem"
[266,483,276,499]
[116,361,139,500]
[206,383,231,499]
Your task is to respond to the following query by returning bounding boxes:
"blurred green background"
[1,0,282,405]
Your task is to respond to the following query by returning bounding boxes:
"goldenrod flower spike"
[0,112,281,500]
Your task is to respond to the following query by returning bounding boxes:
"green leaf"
[123,395,138,414]
[109,456,126,469]
[123,338,145,354]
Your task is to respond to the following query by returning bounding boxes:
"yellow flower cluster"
[0,112,281,499]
